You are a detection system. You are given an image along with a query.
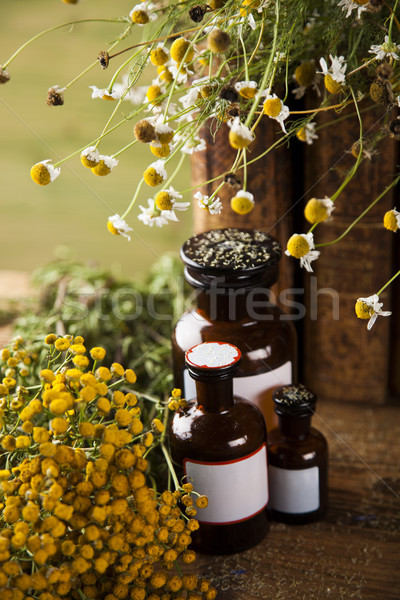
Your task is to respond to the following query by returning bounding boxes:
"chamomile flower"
[296,122,319,145]
[154,119,175,144]
[355,294,391,330]
[0,65,10,84]
[91,155,118,176]
[138,199,180,227]
[369,35,400,61]
[234,80,258,99]
[338,0,370,19]
[154,186,184,210]
[285,232,320,272]
[194,191,223,215]
[80,146,100,168]
[231,190,255,215]
[107,215,133,241]
[30,160,60,186]
[169,63,194,84]
[170,38,195,64]
[304,197,335,224]
[180,136,206,154]
[262,93,290,133]
[383,208,400,232]
[150,44,169,66]
[318,55,347,93]
[292,62,320,99]
[179,87,201,110]
[89,86,121,101]
[129,3,157,25]
[143,160,167,187]
[227,117,255,149]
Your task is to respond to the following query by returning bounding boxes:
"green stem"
[121,179,145,220]
[242,149,247,191]
[315,174,400,248]
[112,138,138,159]
[2,18,125,68]
[309,86,364,234]
[389,0,400,39]
[245,0,280,127]
[161,442,180,490]
[239,31,249,81]
[377,269,400,295]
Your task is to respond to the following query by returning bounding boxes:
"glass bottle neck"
[195,377,234,412]
[278,414,312,440]
[195,287,274,321]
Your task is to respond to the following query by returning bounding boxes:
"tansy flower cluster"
[0,334,216,600]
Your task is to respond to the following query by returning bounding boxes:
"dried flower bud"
[0,65,10,84]
[368,0,383,11]
[47,86,64,106]
[224,172,241,188]
[207,29,231,53]
[369,78,393,105]
[219,84,239,103]
[97,51,110,69]
[375,62,393,80]
[134,119,156,143]
[388,117,400,139]
[189,5,208,22]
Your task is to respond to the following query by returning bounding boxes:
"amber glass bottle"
[267,384,328,524]
[172,228,297,431]
[169,341,269,554]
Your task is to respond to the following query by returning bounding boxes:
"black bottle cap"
[273,383,317,417]
[181,228,282,290]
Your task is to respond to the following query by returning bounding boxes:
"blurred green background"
[0,0,192,279]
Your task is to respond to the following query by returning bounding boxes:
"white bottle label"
[183,361,292,404]
[184,444,269,524]
[268,465,320,514]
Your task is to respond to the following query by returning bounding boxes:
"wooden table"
[193,401,400,600]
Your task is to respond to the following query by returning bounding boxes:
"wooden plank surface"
[192,401,400,600]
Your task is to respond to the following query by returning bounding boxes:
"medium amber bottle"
[169,341,269,554]
[267,383,328,524]
[172,228,297,431]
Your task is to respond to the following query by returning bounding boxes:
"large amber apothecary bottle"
[169,341,269,554]
[172,228,297,430]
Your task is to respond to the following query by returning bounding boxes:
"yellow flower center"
[146,85,163,104]
[286,234,310,258]
[324,74,343,95]
[263,98,282,118]
[143,167,164,187]
[294,62,316,87]
[231,195,254,215]
[383,210,399,232]
[304,199,330,224]
[150,48,168,66]
[91,160,111,176]
[156,129,174,144]
[296,127,307,142]
[170,38,194,64]
[101,93,115,101]
[155,191,173,211]
[81,153,99,169]
[131,10,149,24]
[157,66,173,83]
[207,29,231,54]
[107,222,119,236]
[30,164,51,186]
[355,299,373,320]
[354,0,369,5]
[228,129,253,150]
[150,143,170,158]
[238,86,257,99]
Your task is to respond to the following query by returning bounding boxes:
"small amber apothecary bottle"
[169,341,269,554]
[267,383,328,524]
[172,228,297,430]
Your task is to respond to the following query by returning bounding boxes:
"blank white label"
[184,444,269,524]
[268,465,319,514]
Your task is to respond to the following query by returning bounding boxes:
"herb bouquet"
[1,0,400,324]
[0,333,216,600]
